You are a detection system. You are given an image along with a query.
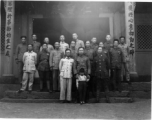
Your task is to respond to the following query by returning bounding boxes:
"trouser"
[20,71,34,91]
[121,62,130,81]
[78,81,87,102]
[72,75,77,100]
[39,71,51,90]
[18,61,24,83]
[60,77,72,101]
[111,69,121,91]
[96,78,109,101]
[52,69,60,91]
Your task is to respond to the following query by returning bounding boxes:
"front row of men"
[16,33,130,104]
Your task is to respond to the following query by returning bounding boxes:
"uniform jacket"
[75,39,85,53]
[15,43,27,61]
[59,57,75,78]
[70,47,77,60]
[75,55,91,75]
[109,47,125,69]
[104,41,113,51]
[84,47,94,61]
[118,44,130,62]
[49,49,64,69]
[37,50,50,71]
[93,53,110,78]
[23,51,37,72]
[60,42,69,54]
[40,44,54,53]
[32,41,41,54]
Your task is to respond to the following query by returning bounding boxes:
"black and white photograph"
[0,0,151,119]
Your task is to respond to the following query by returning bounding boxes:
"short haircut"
[85,40,90,44]
[71,40,76,43]
[32,33,37,36]
[97,46,103,50]
[78,47,84,51]
[79,68,85,73]
[28,44,33,47]
[65,48,71,53]
[113,39,119,43]
[54,42,59,45]
[44,37,49,39]
[20,36,27,39]
[119,36,125,39]
[106,34,111,36]
[73,33,77,36]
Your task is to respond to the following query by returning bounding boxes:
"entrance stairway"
[0,82,151,103]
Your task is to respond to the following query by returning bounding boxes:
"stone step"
[0,97,133,103]
[4,90,131,99]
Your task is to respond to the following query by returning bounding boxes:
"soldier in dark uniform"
[93,46,110,103]
[75,47,91,103]
[104,34,113,51]
[37,44,52,93]
[84,41,96,97]
[109,39,124,92]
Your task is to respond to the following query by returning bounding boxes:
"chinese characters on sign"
[125,2,136,72]
[5,1,14,57]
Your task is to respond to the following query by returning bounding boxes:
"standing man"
[118,36,130,82]
[84,41,95,96]
[93,47,110,103]
[109,39,124,92]
[59,35,69,54]
[59,49,75,103]
[32,34,41,55]
[17,44,37,93]
[75,47,91,103]
[40,37,54,53]
[49,42,64,92]
[15,36,27,84]
[91,37,98,51]
[70,41,77,60]
[104,34,113,51]
[72,33,85,53]
[38,44,52,93]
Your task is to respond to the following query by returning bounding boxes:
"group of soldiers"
[15,33,130,104]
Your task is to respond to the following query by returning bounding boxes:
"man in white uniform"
[59,49,75,103]
[17,44,37,93]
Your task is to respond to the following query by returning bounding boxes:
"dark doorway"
[33,16,110,46]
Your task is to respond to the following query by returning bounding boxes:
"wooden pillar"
[125,2,138,76]
[3,0,15,76]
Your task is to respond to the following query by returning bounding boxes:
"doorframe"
[99,13,114,39]
[28,14,43,43]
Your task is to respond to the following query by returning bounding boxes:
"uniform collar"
[65,56,71,59]
[28,50,33,53]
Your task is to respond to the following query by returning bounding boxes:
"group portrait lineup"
[15,32,131,104]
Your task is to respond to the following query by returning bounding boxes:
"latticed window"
[137,25,152,50]
[1,26,5,52]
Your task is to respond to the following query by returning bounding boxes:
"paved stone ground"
[0,99,151,119]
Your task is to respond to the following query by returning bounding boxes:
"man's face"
[120,38,125,44]
[44,38,49,44]
[42,44,47,50]
[106,35,111,41]
[72,33,78,40]
[32,35,37,41]
[85,41,90,48]
[21,37,26,44]
[28,45,33,51]
[99,42,104,47]
[91,38,97,44]
[60,35,65,42]
[55,42,60,49]
[97,47,102,53]
[65,50,71,57]
[78,48,84,55]
[114,41,119,47]
[71,41,75,47]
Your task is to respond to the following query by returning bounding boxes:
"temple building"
[0,1,152,82]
